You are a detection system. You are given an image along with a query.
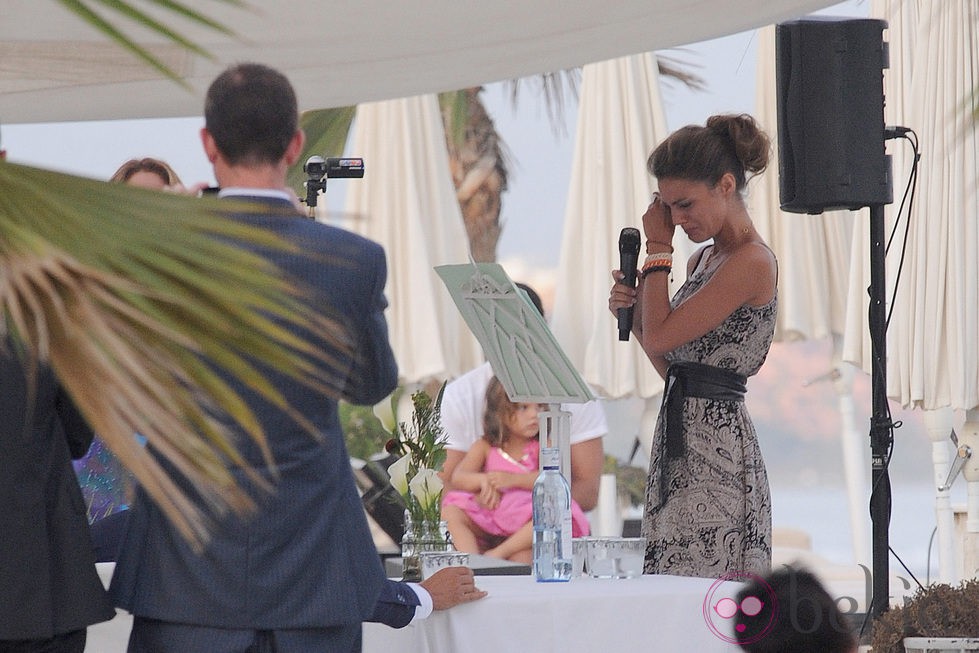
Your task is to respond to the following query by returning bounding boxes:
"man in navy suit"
[109,62,483,652]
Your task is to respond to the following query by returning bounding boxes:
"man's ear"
[283,130,306,167]
[200,128,219,163]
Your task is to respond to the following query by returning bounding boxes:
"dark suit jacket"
[0,347,116,639]
[110,196,400,629]
[369,578,421,628]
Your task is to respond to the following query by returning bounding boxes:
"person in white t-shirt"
[439,284,607,511]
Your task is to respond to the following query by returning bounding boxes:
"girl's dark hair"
[482,376,517,447]
[647,113,770,192]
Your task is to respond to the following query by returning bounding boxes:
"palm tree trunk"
[442,87,508,263]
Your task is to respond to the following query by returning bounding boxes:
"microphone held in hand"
[617,227,642,341]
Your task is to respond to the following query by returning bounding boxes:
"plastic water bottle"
[532,447,573,582]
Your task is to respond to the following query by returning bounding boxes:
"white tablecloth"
[363,574,744,653]
[89,565,744,652]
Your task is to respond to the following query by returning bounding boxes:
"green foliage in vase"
[383,384,448,528]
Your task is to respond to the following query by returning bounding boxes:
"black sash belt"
[661,361,747,460]
[655,361,747,506]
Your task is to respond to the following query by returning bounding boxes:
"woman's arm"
[634,194,775,358]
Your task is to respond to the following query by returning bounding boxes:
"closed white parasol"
[550,52,696,462]
[340,95,483,386]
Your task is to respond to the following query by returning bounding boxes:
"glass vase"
[401,511,449,581]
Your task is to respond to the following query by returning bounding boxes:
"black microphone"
[617,227,642,341]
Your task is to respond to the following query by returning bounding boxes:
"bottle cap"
[540,447,561,470]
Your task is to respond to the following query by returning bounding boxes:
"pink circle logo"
[702,570,778,644]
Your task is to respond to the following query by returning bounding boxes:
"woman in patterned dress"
[608,114,777,578]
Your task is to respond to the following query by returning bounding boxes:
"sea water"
[771,482,954,582]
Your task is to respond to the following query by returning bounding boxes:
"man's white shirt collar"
[218,188,292,202]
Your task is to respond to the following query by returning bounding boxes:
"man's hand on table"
[419,567,488,610]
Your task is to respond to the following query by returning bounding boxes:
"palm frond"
[1,160,352,548]
[54,0,247,86]
[499,56,705,132]
[656,51,707,92]
[501,69,581,137]
[438,90,471,149]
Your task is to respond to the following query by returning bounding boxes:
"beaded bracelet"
[641,252,673,273]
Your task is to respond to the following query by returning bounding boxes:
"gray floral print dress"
[641,245,777,578]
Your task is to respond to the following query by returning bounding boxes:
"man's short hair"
[204,63,298,167]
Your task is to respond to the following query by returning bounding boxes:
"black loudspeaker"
[775,17,893,214]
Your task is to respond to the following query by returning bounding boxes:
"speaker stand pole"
[868,202,892,620]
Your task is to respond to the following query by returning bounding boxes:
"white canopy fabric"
[842,0,979,412]
[550,52,692,402]
[339,95,483,385]
[0,0,839,124]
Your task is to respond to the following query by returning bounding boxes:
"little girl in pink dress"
[442,376,590,562]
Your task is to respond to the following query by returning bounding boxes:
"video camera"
[304,156,364,181]
[302,156,365,213]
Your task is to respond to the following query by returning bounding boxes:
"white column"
[959,408,979,578]
[830,335,871,565]
[591,473,623,537]
[539,405,572,480]
[923,407,958,583]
